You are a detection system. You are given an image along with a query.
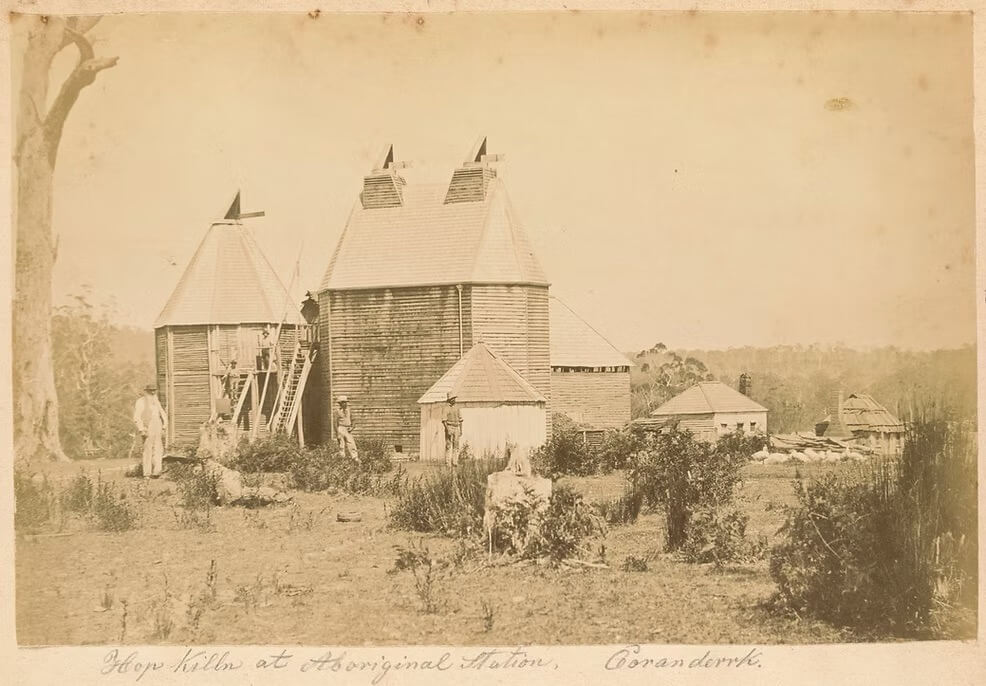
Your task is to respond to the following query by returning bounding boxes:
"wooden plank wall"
[470,284,551,437]
[419,401,546,461]
[551,370,631,430]
[321,285,469,452]
[154,329,169,414]
[169,326,212,445]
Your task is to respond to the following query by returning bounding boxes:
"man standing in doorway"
[442,392,463,466]
[133,383,167,478]
[335,396,359,463]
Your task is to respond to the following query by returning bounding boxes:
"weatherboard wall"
[551,369,630,430]
[319,285,472,453]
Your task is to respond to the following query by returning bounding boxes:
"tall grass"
[390,458,506,536]
[770,410,977,638]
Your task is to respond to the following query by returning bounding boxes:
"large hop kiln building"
[316,140,551,455]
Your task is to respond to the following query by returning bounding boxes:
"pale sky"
[29,11,975,351]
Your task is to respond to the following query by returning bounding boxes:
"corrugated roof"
[549,297,633,368]
[418,342,546,405]
[155,220,303,327]
[651,381,769,416]
[320,178,548,291]
[820,393,904,433]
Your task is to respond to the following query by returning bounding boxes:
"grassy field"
[15,459,848,646]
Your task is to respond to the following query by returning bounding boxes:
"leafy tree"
[51,292,153,460]
[628,429,747,551]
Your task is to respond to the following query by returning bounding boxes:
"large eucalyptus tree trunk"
[13,15,117,464]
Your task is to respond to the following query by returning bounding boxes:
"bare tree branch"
[43,22,117,164]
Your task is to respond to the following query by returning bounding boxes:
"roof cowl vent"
[444,136,503,204]
[361,144,409,209]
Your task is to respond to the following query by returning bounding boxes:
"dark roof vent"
[360,144,408,209]
[444,137,503,204]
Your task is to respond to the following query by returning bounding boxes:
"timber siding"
[551,370,630,430]
[320,285,473,451]
[168,326,211,445]
[471,284,551,435]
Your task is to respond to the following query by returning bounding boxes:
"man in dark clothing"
[442,392,463,466]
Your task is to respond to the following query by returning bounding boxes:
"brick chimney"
[444,136,502,204]
[825,388,851,437]
[360,144,407,209]
[738,373,752,396]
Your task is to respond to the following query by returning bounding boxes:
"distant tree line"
[52,292,154,460]
[631,343,977,432]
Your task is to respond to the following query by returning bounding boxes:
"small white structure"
[418,343,547,461]
[649,381,768,442]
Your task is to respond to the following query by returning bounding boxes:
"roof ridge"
[551,295,631,365]
[243,224,295,321]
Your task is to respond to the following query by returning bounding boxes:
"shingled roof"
[155,220,303,328]
[418,343,546,405]
[651,381,768,417]
[320,178,548,291]
[819,393,904,434]
[549,297,633,368]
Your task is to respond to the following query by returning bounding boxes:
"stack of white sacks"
[750,448,867,464]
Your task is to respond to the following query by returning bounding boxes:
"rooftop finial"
[223,190,265,221]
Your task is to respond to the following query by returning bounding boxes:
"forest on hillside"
[48,297,978,458]
[630,343,977,433]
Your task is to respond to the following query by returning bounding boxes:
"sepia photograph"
[5,3,980,673]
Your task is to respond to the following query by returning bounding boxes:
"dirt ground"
[15,459,847,646]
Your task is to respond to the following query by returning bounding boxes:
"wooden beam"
[297,395,305,448]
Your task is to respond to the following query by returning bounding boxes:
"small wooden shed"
[648,381,768,442]
[418,343,547,461]
[154,194,303,446]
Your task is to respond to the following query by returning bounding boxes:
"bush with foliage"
[594,482,644,525]
[628,428,747,551]
[489,485,603,562]
[13,470,58,531]
[530,414,596,478]
[390,458,505,536]
[769,413,977,638]
[681,506,767,566]
[229,433,302,473]
[170,463,221,509]
[356,436,395,473]
[596,427,645,473]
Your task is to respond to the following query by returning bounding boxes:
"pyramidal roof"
[320,178,548,291]
[549,297,634,368]
[418,343,546,405]
[651,381,768,416]
[155,218,302,328]
[818,393,904,434]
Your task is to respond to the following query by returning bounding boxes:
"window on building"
[750,421,757,431]
[737,423,745,431]
[720,423,728,431]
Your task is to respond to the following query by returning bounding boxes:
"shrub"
[229,433,301,473]
[390,458,505,536]
[530,414,596,478]
[13,470,58,531]
[489,484,603,562]
[595,482,644,525]
[170,463,221,509]
[629,428,747,551]
[289,443,398,495]
[770,413,977,638]
[534,485,603,561]
[681,506,767,566]
[597,427,645,473]
[390,539,446,613]
[90,479,139,532]
[60,473,95,514]
[357,436,394,473]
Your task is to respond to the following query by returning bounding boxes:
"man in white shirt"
[133,383,168,478]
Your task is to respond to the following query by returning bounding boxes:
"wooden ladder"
[270,344,316,435]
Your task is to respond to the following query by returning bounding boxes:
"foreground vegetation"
[15,408,976,644]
